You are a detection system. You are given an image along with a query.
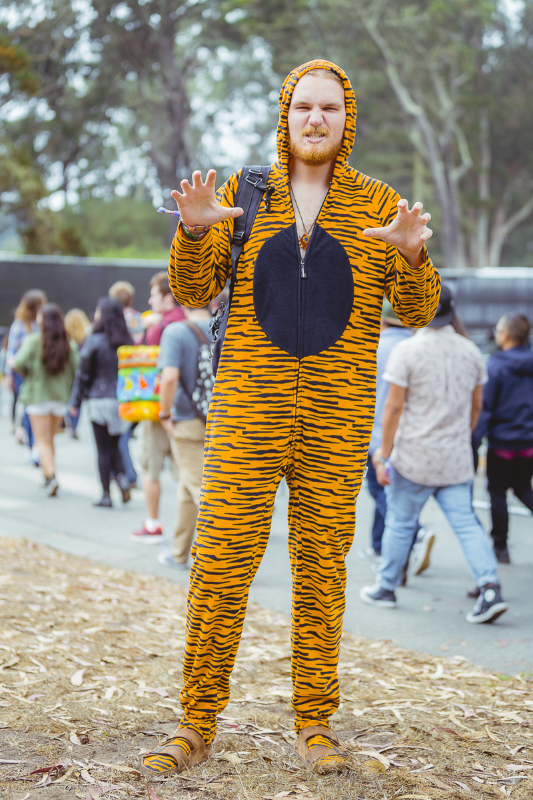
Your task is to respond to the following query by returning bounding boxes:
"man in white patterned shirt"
[361,285,507,624]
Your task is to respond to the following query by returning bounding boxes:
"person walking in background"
[474,313,533,564]
[64,308,91,438]
[109,280,144,344]
[69,297,132,508]
[144,271,185,344]
[13,304,78,496]
[360,300,411,562]
[155,304,212,569]
[4,289,47,463]
[131,272,182,543]
[360,300,434,579]
[108,282,142,486]
[361,285,507,624]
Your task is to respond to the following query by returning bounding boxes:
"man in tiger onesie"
[140,59,440,776]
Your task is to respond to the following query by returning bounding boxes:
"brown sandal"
[295,725,348,774]
[140,727,210,777]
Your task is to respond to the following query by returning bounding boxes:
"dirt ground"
[1,536,532,800]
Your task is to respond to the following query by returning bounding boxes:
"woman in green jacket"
[14,304,79,496]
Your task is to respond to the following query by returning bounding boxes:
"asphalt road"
[1,393,531,676]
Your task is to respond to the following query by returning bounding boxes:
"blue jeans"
[13,372,34,448]
[119,424,137,485]
[379,467,498,591]
[366,455,387,553]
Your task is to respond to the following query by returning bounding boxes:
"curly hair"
[65,308,90,345]
[40,304,70,376]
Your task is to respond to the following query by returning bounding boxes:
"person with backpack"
[154,303,213,569]
[139,60,439,777]
[13,303,78,496]
[69,297,133,507]
[130,271,182,543]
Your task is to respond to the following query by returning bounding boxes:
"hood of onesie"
[277,59,357,176]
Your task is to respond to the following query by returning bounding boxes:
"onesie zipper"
[290,184,330,446]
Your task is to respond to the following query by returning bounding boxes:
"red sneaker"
[130,524,163,544]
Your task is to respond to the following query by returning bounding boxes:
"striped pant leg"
[178,442,285,744]
[286,415,366,733]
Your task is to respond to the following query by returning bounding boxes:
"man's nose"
[308,104,324,127]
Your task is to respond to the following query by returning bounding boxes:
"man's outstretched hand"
[362,199,432,268]
[171,169,243,229]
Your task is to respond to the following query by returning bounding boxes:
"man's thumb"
[227,206,244,218]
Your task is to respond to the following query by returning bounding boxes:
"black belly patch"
[253,223,354,359]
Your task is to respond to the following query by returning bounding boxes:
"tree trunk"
[362,18,468,269]
[475,108,491,268]
[488,195,533,267]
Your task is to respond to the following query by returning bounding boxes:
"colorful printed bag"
[117,345,160,422]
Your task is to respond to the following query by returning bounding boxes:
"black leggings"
[91,422,124,493]
[487,448,533,548]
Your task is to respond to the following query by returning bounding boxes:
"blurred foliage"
[0,0,531,265]
[62,196,170,259]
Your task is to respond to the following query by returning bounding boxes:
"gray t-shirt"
[158,319,212,422]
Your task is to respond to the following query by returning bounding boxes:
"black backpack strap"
[209,165,272,378]
[229,165,272,294]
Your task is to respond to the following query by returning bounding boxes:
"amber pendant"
[299,233,310,250]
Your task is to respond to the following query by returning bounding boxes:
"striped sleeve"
[168,171,240,307]
[383,192,441,328]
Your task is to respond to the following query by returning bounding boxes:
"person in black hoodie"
[475,313,533,563]
[69,298,133,507]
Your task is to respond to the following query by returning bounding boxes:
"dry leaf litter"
[1,535,532,800]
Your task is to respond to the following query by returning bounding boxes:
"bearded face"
[287,73,346,168]
[289,124,343,166]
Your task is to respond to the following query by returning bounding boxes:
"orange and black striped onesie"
[168,60,440,744]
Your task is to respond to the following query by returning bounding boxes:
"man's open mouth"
[304,134,326,143]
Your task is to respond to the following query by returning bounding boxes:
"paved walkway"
[1,394,531,676]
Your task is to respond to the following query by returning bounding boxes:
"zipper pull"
[300,260,307,278]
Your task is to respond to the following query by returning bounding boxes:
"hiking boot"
[466,583,507,624]
[494,546,510,564]
[130,523,163,544]
[360,584,397,608]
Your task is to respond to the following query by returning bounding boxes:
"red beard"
[289,126,342,166]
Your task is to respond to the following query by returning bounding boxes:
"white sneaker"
[157,550,189,570]
[357,546,382,563]
[29,445,40,467]
[411,529,435,575]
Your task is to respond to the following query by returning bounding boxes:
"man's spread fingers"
[421,212,431,223]
[397,198,408,211]
[205,169,217,185]
[180,179,193,194]
[411,202,423,215]
[362,227,385,238]
[171,189,185,200]
[191,171,203,188]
